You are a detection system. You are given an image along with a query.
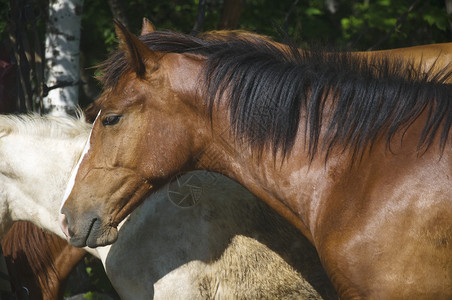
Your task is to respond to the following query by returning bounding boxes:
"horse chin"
[70,221,119,248]
[87,226,118,248]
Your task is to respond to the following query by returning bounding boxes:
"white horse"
[0,114,336,299]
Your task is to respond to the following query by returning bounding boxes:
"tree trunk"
[446,0,452,39]
[192,0,207,35]
[218,0,243,30]
[108,0,130,30]
[325,0,339,14]
[43,0,84,116]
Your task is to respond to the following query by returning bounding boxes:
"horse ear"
[140,17,156,36]
[113,19,157,77]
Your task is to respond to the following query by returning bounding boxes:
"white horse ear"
[140,17,156,36]
[114,19,158,77]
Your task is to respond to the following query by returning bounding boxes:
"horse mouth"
[69,218,119,248]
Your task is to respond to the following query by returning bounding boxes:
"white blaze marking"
[60,110,101,212]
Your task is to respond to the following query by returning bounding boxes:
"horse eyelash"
[102,115,121,126]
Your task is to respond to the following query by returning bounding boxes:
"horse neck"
[0,133,86,238]
[171,54,345,243]
[194,109,337,243]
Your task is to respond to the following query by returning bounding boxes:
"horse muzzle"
[59,210,119,248]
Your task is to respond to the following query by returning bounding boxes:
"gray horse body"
[109,171,336,299]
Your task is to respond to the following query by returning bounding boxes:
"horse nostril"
[59,213,71,239]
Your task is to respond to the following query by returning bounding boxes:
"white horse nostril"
[59,213,70,239]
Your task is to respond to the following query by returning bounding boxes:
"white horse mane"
[0,112,92,139]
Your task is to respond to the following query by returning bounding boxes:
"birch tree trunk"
[43,0,83,116]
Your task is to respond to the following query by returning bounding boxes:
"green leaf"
[83,291,94,300]
[377,0,391,6]
[423,10,449,31]
[305,7,323,16]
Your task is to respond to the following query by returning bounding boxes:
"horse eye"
[102,115,121,126]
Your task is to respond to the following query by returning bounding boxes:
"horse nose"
[59,213,71,239]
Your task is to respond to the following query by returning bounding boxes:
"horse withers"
[60,20,452,299]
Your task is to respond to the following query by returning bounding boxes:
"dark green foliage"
[2,0,451,107]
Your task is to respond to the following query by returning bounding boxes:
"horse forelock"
[98,30,452,161]
[0,113,92,140]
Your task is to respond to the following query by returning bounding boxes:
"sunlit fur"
[99,31,452,162]
[0,113,90,140]
[0,113,91,238]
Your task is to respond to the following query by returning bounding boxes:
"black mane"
[99,31,452,160]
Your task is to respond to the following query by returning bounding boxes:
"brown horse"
[60,21,452,299]
[2,221,86,300]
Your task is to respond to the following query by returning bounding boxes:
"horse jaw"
[60,163,153,248]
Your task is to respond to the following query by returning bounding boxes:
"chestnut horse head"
[59,21,213,247]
